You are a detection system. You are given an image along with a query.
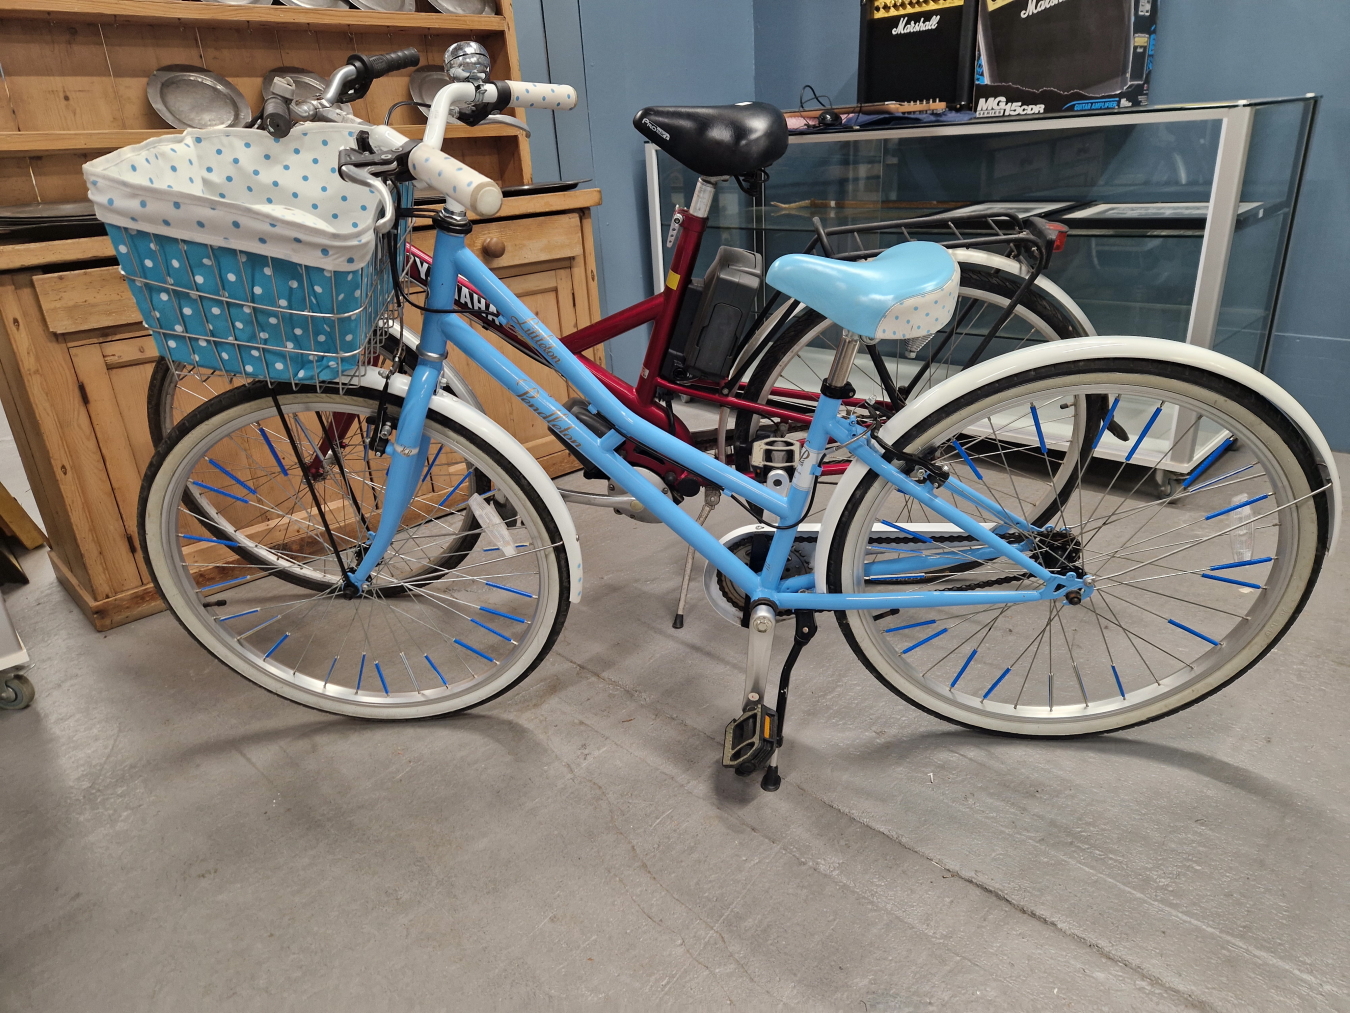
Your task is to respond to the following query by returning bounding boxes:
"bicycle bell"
[445,41,491,83]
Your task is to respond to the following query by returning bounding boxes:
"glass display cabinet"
[645,96,1315,476]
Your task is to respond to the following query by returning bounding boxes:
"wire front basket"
[106,188,410,389]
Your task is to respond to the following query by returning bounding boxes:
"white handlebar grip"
[371,126,503,217]
[501,81,578,110]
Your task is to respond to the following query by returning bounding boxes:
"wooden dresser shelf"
[0,122,521,157]
[0,0,506,33]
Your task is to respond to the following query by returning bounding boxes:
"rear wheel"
[826,359,1330,736]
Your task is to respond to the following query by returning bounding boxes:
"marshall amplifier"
[974,0,1157,117]
[858,0,980,108]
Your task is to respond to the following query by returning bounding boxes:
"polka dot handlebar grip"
[372,127,503,217]
[500,81,578,111]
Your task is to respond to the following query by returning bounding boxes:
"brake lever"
[482,113,530,137]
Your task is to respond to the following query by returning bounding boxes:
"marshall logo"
[1021,0,1071,17]
[893,14,940,33]
[640,117,670,141]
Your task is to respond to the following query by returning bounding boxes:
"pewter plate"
[278,0,349,8]
[262,66,352,116]
[350,0,415,10]
[200,0,274,6]
[408,65,452,115]
[148,65,252,130]
[429,0,494,13]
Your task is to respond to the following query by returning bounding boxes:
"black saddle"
[633,102,789,178]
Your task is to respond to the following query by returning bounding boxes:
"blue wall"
[753,0,858,112]
[515,0,757,383]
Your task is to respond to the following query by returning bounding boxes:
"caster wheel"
[1153,469,1181,499]
[0,673,34,710]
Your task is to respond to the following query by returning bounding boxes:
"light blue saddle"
[766,241,959,342]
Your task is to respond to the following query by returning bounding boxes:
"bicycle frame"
[350,223,1089,613]
[404,191,1061,480]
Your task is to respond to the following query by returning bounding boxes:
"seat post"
[825,330,862,392]
[688,175,723,220]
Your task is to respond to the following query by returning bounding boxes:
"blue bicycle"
[116,50,1339,786]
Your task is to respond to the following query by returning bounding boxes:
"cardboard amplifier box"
[858,0,980,109]
[973,0,1157,118]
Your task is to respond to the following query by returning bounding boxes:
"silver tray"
[350,0,414,10]
[408,65,451,115]
[262,66,352,116]
[278,0,349,7]
[147,65,251,130]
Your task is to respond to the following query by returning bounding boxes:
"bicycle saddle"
[633,102,788,177]
[766,242,960,342]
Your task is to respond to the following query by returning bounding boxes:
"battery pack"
[662,246,763,383]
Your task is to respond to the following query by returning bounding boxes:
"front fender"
[815,336,1341,592]
[356,371,584,603]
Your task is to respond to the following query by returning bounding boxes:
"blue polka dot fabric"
[875,270,961,356]
[85,123,389,271]
[86,125,410,384]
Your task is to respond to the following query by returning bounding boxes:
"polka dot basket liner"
[84,124,410,385]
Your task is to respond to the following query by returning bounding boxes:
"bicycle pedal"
[723,698,777,774]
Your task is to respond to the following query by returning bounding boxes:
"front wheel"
[138,386,570,719]
[826,358,1331,736]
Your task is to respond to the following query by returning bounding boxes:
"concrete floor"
[2,460,1349,1012]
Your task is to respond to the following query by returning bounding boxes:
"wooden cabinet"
[0,191,604,629]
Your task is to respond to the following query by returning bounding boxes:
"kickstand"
[673,487,721,629]
[761,610,817,792]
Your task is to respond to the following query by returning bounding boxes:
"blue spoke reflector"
[882,619,937,634]
[902,627,948,654]
[1091,396,1121,451]
[1209,556,1272,571]
[324,657,338,688]
[191,480,250,505]
[1202,572,1263,590]
[217,608,260,622]
[1182,437,1234,489]
[1168,619,1221,646]
[1111,665,1125,699]
[951,649,977,689]
[258,425,290,476]
[201,576,249,593]
[479,606,527,624]
[421,444,444,483]
[437,469,473,508]
[208,458,259,495]
[356,653,366,692]
[425,655,449,687]
[1125,405,1163,462]
[952,439,983,481]
[454,638,497,664]
[180,534,239,547]
[484,581,535,598]
[1030,404,1048,454]
[1205,493,1269,521]
[263,632,289,659]
[471,618,514,642]
[982,667,1013,700]
[878,518,934,543]
[374,661,390,695]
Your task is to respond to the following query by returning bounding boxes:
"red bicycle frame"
[403,198,825,477]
